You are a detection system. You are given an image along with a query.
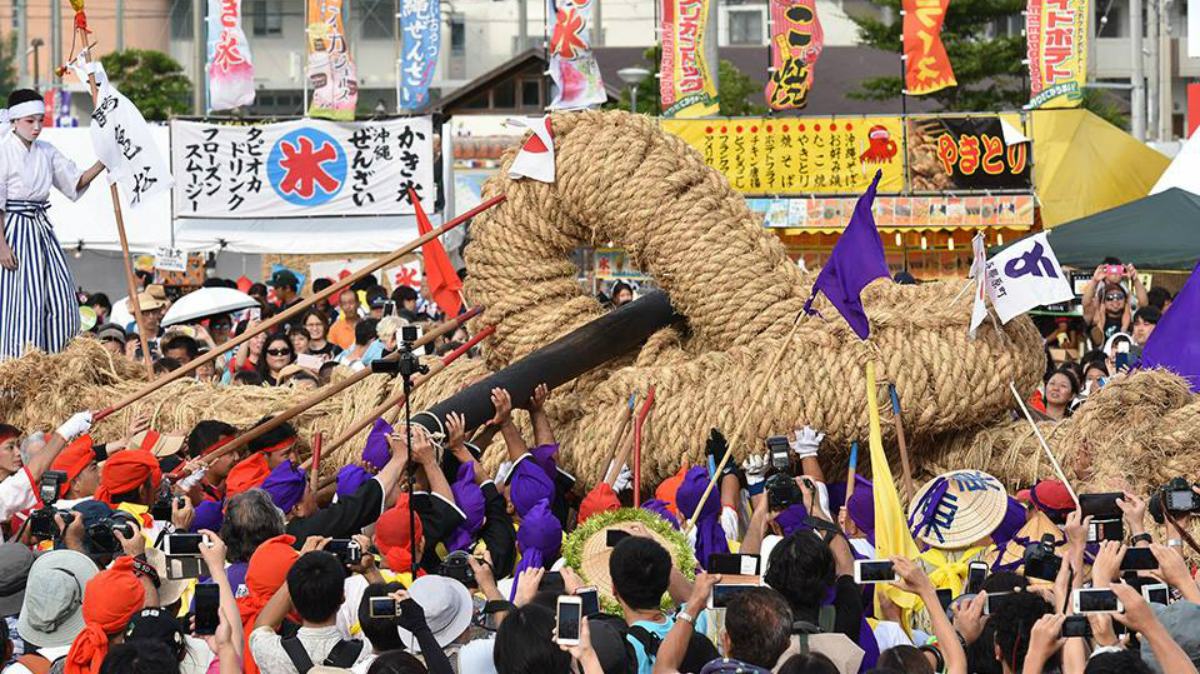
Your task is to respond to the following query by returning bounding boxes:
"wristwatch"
[1130,533,1153,546]
[677,610,696,626]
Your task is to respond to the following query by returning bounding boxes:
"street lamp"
[617,67,651,114]
[28,38,44,90]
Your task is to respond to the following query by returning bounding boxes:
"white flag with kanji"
[507,116,555,183]
[985,232,1074,323]
[969,232,989,338]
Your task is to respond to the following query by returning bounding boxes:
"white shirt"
[249,625,371,673]
[0,132,88,206]
[2,644,71,674]
[0,469,36,525]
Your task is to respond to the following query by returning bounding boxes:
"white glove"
[741,453,770,487]
[56,411,93,440]
[607,461,633,493]
[790,426,825,459]
[720,506,740,541]
[685,520,698,552]
[178,465,209,492]
[495,460,515,485]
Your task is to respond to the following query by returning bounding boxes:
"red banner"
[765,0,824,111]
[902,0,956,96]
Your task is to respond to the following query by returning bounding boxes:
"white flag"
[984,232,1074,323]
[969,232,988,338]
[507,117,556,183]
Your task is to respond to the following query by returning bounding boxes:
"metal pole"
[1158,0,1172,140]
[50,0,61,85]
[518,0,528,53]
[1148,0,1160,139]
[116,0,125,52]
[594,0,603,46]
[31,42,40,90]
[1131,0,1146,140]
[17,1,27,88]
[193,0,206,114]
[629,83,637,113]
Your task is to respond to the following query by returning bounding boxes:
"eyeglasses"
[1105,294,1126,301]
[266,348,292,356]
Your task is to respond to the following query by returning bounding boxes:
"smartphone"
[1088,519,1124,543]
[164,533,208,556]
[167,556,209,580]
[708,553,760,576]
[606,529,630,547]
[193,583,220,636]
[556,596,582,646]
[1142,583,1170,605]
[935,588,953,612]
[1120,547,1159,571]
[853,559,896,584]
[966,561,988,595]
[1079,493,1124,520]
[984,591,1013,616]
[575,587,600,617]
[296,353,324,371]
[369,596,398,618]
[1115,351,1130,371]
[1073,588,1123,614]
[1105,264,1124,275]
[249,307,262,321]
[1061,615,1093,638]
[708,582,759,609]
[401,325,421,343]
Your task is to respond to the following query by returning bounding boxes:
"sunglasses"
[266,348,292,356]
[1105,294,1126,301]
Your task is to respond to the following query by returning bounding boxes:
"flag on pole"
[508,117,556,183]
[969,232,988,338]
[803,170,890,339]
[983,232,1074,323]
[902,0,957,95]
[1140,260,1200,391]
[206,0,256,112]
[410,189,463,318]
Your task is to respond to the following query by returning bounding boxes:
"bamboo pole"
[631,386,656,505]
[92,195,506,422]
[888,384,915,504]
[1009,382,1079,507]
[309,432,322,492]
[602,394,635,486]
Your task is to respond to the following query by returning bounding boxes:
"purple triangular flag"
[802,170,890,340]
[1140,260,1200,391]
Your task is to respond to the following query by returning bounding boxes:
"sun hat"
[1144,601,1200,672]
[17,550,100,648]
[395,575,474,653]
[143,548,189,608]
[0,543,37,615]
[907,469,1009,549]
[128,430,185,458]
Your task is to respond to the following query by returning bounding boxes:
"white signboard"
[154,247,188,272]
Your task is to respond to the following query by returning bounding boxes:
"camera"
[29,471,69,540]
[1023,534,1062,581]
[766,473,802,511]
[150,493,184,523]
[86,514,137,555]
[324,539,362,568]
[438,550,477,589]
[1149,477,1200,524]
[400,325,420,344]
[765,435,791,472]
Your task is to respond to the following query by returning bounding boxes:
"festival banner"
[906,116,1032,191]
[662,117,906,194]
[765,0,824,111]
[660,0,720,117]
[756,194,1035,229]
[399,0,441,110]
[171,117,435,218]
[206,0,256,112]
[385,259,424,291]
[902,0,956,96]
[1026,0,1089,108]
[306,0,358,120]
[547,0,608,109]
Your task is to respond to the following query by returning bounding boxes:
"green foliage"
[848,0,1027,111]
[608,46,768,117]
[1081,88,1130,131]
[98,50,191,121]
[0,36,18,102]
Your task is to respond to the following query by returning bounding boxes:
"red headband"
[260,437,297,455]
[201,435,236,458]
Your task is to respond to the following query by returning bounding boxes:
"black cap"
[124,608,186,659]
[269,269,299,288]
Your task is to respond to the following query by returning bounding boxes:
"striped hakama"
[0,200,80,359]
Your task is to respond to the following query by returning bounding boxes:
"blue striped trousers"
[0,200,80,360]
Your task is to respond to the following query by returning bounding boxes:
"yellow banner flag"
[659,0,720,118]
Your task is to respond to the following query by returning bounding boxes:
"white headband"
[8,100,45,120]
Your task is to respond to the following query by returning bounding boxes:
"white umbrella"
[162,288,259,327]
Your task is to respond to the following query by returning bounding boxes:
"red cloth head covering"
[225,453,270,499]
[95,449,162,506]
[64,557,146,674]
[52,435,95,494]
[655,465,689,519]
[375,495,423,573]
[237,534,299,674]
[578,482,620,526]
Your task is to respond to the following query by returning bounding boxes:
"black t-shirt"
[307,342,341,359]
[287,478,385,542]
[414,491,467,572]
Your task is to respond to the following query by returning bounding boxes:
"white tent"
[1151,125,1200,196]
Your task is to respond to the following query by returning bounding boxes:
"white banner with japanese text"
[171,117,435,218]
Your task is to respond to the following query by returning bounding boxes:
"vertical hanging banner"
[660,0,720,117]
[307,0,359,120]
[902,0,956,95]
[206,0,256,112]
[765,0,824,111]
[399,0,441,110]
[547,0,608,109]
[1026,0,1089,108]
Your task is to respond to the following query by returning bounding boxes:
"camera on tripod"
[371,325,428,379]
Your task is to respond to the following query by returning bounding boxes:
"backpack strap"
[324,639,365,668]
[818,605,836,633]
[280,636,316,674]
[797,633,810,655]
[627,625,662,658]
[15,654,51,674]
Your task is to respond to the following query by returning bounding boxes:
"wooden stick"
[309,432,322,492]
[209,308,482,470]
[631,386,656,505]
[603,394,636,485]
[844,441,859,504]
[70,33,153,379]
[326,325,496,454]
[1009,382,1080,507]
[888,384,915,504]
[92,195,506,422]
[688,320,802,531]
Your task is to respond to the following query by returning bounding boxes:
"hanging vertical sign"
[765,0,824,110]
[399,0,441,110]
[206,0,256,112]
[306,0,359,120]
[547,0,608,109]
[902,0,957,95]
[1026,0,1089,108]
[659,0,720,117]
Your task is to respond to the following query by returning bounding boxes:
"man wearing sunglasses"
[1082,257,1148,346]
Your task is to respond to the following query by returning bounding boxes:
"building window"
[362,0,395,39]
[521,79,541,108]
[493,80,516,109]
[251,0,284,37]
[728,8,764,45]
[451,15,466,56]
[170,0,193,40]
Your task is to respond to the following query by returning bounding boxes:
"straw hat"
[563,508,694,607]
[907,469,1009,550]
[129,430,186,458]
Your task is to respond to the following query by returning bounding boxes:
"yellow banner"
[659,0,720,118]
[662,117,906,194]
[1026,0,1089,109]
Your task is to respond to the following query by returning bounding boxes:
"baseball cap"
[124,608,186,660]
[1016,480,1076,515]
[17,550,100,648]
[269,269,299,288]
[0,543,37,615]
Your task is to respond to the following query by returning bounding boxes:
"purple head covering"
[775,504,811,537]
[446,462,486,552]
[990,496,1027,549]
[190,499,224,533]
[675,466,729,569]
[336,465,371,499]
[640,499,680,530]
[262,460,307,513]
[530,443,560,481]
[509,454,555,518]
[845,475,876,543]
[362,418,394,470]
[510,499,563,600]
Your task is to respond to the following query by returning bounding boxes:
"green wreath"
[561,507,696,615]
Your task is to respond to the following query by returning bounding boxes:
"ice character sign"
[206,0,256,112]
[547,0,608,109]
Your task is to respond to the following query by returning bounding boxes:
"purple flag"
[1140,260,1200,391]
[802,170,890,340]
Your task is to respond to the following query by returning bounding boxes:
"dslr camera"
[438,550,477,589]
[28,471,71,540]
[766,473,803,511]
[86,512,138,555]
[1023,534,1062,581]
[1149,477,1200,524]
